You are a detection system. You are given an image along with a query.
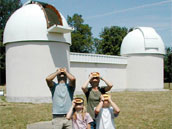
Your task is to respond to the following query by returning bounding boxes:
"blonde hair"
[72,106,87,121]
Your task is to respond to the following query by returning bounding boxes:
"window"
[30,1,63,28]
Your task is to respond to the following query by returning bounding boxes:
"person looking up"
[81,72,113,129]
[95,94,120,129]
[46,67,76,129]
[66,97,93,129]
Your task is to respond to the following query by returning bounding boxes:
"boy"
[95,94,120,129]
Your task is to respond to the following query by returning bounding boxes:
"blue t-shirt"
[50,83,75,115]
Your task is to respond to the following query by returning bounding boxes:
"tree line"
[0,0,171,85]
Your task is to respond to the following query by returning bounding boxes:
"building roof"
[70,52,127,64]
[120,27,165,55]
[3,0,73,44]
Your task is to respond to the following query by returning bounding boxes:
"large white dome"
[3,1,73,44]
[120,27,165,55]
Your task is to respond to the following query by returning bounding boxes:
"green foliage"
[0,0,22,41]
[92,38,101,54]
[164,47,172,82]
[67,14,93,53]
[128,27,134,32]
[0,45,5,69]
[96,26,128,55]
[0,0,22,84]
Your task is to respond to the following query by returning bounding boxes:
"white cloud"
[86,0,172,20]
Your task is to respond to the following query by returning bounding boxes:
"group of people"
[46,67,120,129]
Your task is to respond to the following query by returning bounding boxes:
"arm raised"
[66,100,75,120]
[108,95,120,115]
[46,69,60,88]
[101,77,113,92]
[63,68,76,87]
[81,75,93,93]
[95,95,104,115]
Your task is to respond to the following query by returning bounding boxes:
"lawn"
[0,86,172,129]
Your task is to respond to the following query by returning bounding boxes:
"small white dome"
[120,27,165,55]
[3,1,73,44]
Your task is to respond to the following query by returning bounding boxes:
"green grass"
[111,91,172,129]
[164,83,172,90]
[0,86,172,129]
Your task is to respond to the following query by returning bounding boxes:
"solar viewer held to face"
[81,72,113,129]
[46,67,76,129]
[95,94,120,129]
[66,98,93,129]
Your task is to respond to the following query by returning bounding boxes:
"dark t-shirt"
[85,87,106,120]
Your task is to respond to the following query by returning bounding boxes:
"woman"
[81,72,113,129]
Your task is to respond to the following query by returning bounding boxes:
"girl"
[66,98,93,129]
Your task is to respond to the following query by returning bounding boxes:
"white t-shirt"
[95,107,118,129]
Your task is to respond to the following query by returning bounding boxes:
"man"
[46,67,75,129]
[81,72,113,129]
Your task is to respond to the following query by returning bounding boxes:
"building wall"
[70,63,127,94]
[126,54,164,90]
[70,53,127,94]
[5,47,164,103]
[6,42,70,102]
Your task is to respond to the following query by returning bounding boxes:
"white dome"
[3,1,73,44]
[120,27,165,55]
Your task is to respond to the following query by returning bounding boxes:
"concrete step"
[27,121,52,129]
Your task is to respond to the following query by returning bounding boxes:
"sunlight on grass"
[110,91,172,129]
[0,85,172,129]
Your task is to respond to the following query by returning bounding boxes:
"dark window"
[44,5,63,28]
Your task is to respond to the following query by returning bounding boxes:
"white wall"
[5,45,164,103]
[70,62,127,94]
[6,42,70,102]
[126,54,164,90]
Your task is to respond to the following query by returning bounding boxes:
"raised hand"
[100,95,105,102]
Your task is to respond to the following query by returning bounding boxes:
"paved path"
[27,121,52,129]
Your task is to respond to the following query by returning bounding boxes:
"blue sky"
[21,0,172,47]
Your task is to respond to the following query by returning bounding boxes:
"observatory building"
[3,1,165,103]
[3,1,73,102]
[120,27,165,90]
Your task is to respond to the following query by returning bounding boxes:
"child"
[66,98,93,129]
[95,94,120,129]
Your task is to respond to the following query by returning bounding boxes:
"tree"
[93,38,101,54]
[67,14,93,53]
[96,26,128,55]
[0,0,22,85]
[164,47,172,84]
